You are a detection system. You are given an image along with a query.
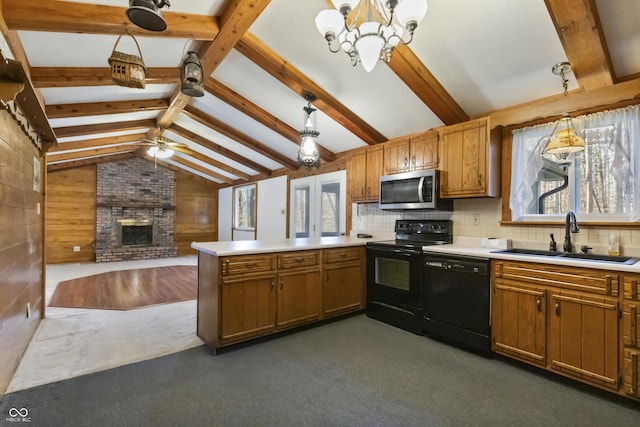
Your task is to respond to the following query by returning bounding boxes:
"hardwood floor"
[49,265,197,310]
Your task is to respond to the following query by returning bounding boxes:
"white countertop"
[191,235,382,256]
[421,241,640,273]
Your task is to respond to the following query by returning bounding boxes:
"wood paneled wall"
[175,171,218,255]
[45,165,96,263]
[0,110,44,395]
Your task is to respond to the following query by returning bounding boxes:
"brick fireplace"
[95,158,178,262]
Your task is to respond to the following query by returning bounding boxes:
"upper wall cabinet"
[439,117,501,198]
[384,130,439,175]
[348,146,384,202]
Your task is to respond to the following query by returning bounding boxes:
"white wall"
[217,176,288,242]
[257,175,287,240]
[217,187,232,241]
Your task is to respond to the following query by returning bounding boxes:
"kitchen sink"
[496,248,561,256]
[492,248,638,264]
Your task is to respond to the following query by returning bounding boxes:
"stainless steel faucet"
[564,210,579,252]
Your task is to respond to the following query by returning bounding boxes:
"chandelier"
[298,93,321,170]
[315,0,428,72]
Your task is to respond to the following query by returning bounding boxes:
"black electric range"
[365,220,453,334]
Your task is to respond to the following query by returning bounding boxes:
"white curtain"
[510,104,640,221]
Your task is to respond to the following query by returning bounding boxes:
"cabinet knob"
[536,297,542,312]
[555,301,560,316]
[280,279,284,290]
[271,281,274,291]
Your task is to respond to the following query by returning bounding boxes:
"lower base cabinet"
[492,260,640,402]
[197,247,365,352]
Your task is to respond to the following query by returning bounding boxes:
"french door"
[289,171,346,239]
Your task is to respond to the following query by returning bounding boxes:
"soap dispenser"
[549,233,557,252]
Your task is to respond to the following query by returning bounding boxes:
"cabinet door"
[623,302,639,348]
[277,269,321,330]
[623,349,639,397]
[384,140,410,175]
[548,291,619,390]
[220,274,277,344]
[365,146,384,201]
[492,280,546,366]
[440,118,487,197]
[348,151,367,202]
[323,261,363,317]
[410,131,438,170]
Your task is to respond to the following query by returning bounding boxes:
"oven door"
[366,245,422,305]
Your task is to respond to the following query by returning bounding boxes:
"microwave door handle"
[418,177,425,202]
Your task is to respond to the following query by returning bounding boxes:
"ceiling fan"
[136,135,188,159]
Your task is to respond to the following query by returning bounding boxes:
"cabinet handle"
[246,262,257,269]
[271,281,274,292]
[295,257,305,263]
[225,259,229,275]
[605,275,612,294]
[632,352,638,395]
[555,300,560,316]
[633,279,638,299]
[280,279,284,290]
[536,297,541,312]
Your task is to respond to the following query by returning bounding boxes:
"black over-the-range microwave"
[378,169,453,210]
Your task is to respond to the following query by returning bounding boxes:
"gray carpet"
[1,315,638,427]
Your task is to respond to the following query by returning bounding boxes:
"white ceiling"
[3,0,639,184]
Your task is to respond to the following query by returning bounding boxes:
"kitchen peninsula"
[191,236,371,352]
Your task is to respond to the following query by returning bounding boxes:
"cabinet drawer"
[323,247,362,264]
[623,349,639,397]
[221,255,275,276]
[278,251,320,270]
[623,275,640,300]
[493,261,619,296]
[623,302,640,348]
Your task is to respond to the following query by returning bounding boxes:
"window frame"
[233,183,257,232]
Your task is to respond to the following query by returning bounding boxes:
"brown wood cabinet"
[276,251,321,330]
[622,274,640,397]
[492,260,625,395]
[348,146,384,202]
[323,247,365,318]
[384,130,439,175]
[439,117,501,198]
[196,245,365,352]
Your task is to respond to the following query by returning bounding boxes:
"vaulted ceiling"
[1,0,639,184]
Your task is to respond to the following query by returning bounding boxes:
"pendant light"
[298,93,321,170]
[126,0,170,32]
[180,51,205,97]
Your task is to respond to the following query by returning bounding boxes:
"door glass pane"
[320,182,339,236]
[295,186,310,238]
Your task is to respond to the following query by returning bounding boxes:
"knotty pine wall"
[0,110,44,395]
[46,165,96,263]
[45,163,218,262]
[175,170,218,254]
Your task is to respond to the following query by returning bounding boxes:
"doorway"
[289,171,346,239]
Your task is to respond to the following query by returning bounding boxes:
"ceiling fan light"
[315,9,344,38]
[395,0,428,29]
[126,0,169,32]
[147,146,174,159]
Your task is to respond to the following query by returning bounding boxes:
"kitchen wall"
[0,110,43,395]
[352,198,640,254]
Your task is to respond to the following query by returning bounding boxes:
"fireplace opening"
[117,219,156,247]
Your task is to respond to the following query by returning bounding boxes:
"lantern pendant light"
[180,51,205,97]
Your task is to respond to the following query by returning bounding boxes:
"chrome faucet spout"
[564,210,579,252]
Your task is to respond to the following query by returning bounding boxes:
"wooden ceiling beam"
[46,99,170,119]
[237,32,387,146]
[2,0,218,39]
[154,0,272,135]
[53,118,156,138]
[544,0,614,90]
[182,104,299,170]
[174,146,251,181]
[168,123,272,176]
[49,133,147,153]
[47,152,136,172]
[483,77,640,129]
[389,46,468,125]
[204,78,336,162]
[30,67,179,88]
[46,144,138,162]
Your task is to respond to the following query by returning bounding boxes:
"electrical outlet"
[73,246,81,252]
[472,214,479,225]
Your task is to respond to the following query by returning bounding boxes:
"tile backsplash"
[351,198,640,254]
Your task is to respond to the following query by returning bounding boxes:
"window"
[234,184,256,230]
[510,105,640,222]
